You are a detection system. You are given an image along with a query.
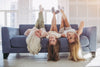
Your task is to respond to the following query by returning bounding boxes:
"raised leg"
[60,9,70,27]
[91,52,96,58]
[60,16,65,29]
[50,12,58,32]
[35,11,45,29]
[3,53,9,59]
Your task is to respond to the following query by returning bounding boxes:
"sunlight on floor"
[86,47,100,67]
[83,53,92,59]
[0,43,100,67]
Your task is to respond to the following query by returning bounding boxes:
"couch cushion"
[80,36,89,47]
[11,35,27,48]
[10,35,49,48]
[19,25,35,35]
[19,24,78,35]
[10,35,89,48]
[59,38,68,48]
[59,35,89,46]
[40,38,49,48]
[59,38,69,51]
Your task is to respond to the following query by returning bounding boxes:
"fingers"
[35,30,41,38]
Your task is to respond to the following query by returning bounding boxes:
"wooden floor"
[0,43,100,67]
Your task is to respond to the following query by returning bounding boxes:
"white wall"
[69,0,100,42]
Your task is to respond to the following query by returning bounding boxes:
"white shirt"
[63,28,76,37]
[46,31,61,39]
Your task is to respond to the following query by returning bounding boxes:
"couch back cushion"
[19,24,78,35]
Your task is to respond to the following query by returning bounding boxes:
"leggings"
[35,12,45,29]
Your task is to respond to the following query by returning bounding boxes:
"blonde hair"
[69,33,85,61]
[26,31,41,55]
[69,33,80,45]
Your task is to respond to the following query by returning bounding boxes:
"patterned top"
[46,31,61,39]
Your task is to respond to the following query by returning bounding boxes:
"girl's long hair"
[69,33,80,46]
[69,33,83,59]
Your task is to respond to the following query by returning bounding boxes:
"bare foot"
[39,5,44,12]
[60,9,64,14]
[55,10,60,14]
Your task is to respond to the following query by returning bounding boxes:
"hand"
[35,30,41,38]
[41,32,48,37]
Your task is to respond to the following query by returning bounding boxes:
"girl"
[47,8,61,61]
[59,9,85,61]
[24,5,47,55]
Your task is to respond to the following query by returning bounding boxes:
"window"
[0,12,5,42]
[0,0,18,42]
[0,0,18,10]
[32,0,58,24]
[0,0,17,27]
[32,0,58,10]
[7,12,16,27]
[0,12,5,26]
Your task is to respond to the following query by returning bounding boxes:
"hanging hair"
[47,38,60,61]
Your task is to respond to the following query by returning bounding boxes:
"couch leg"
[91,52,96,58]
[3,53,9,59]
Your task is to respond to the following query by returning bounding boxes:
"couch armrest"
[82,26,97,52]
[1,27,19,53]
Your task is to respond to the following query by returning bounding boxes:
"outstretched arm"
[77,21,84,36]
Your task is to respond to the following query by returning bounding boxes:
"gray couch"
[2,24,97,59]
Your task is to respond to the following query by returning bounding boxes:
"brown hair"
[68,33,85,61]
[47,38,60,61]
